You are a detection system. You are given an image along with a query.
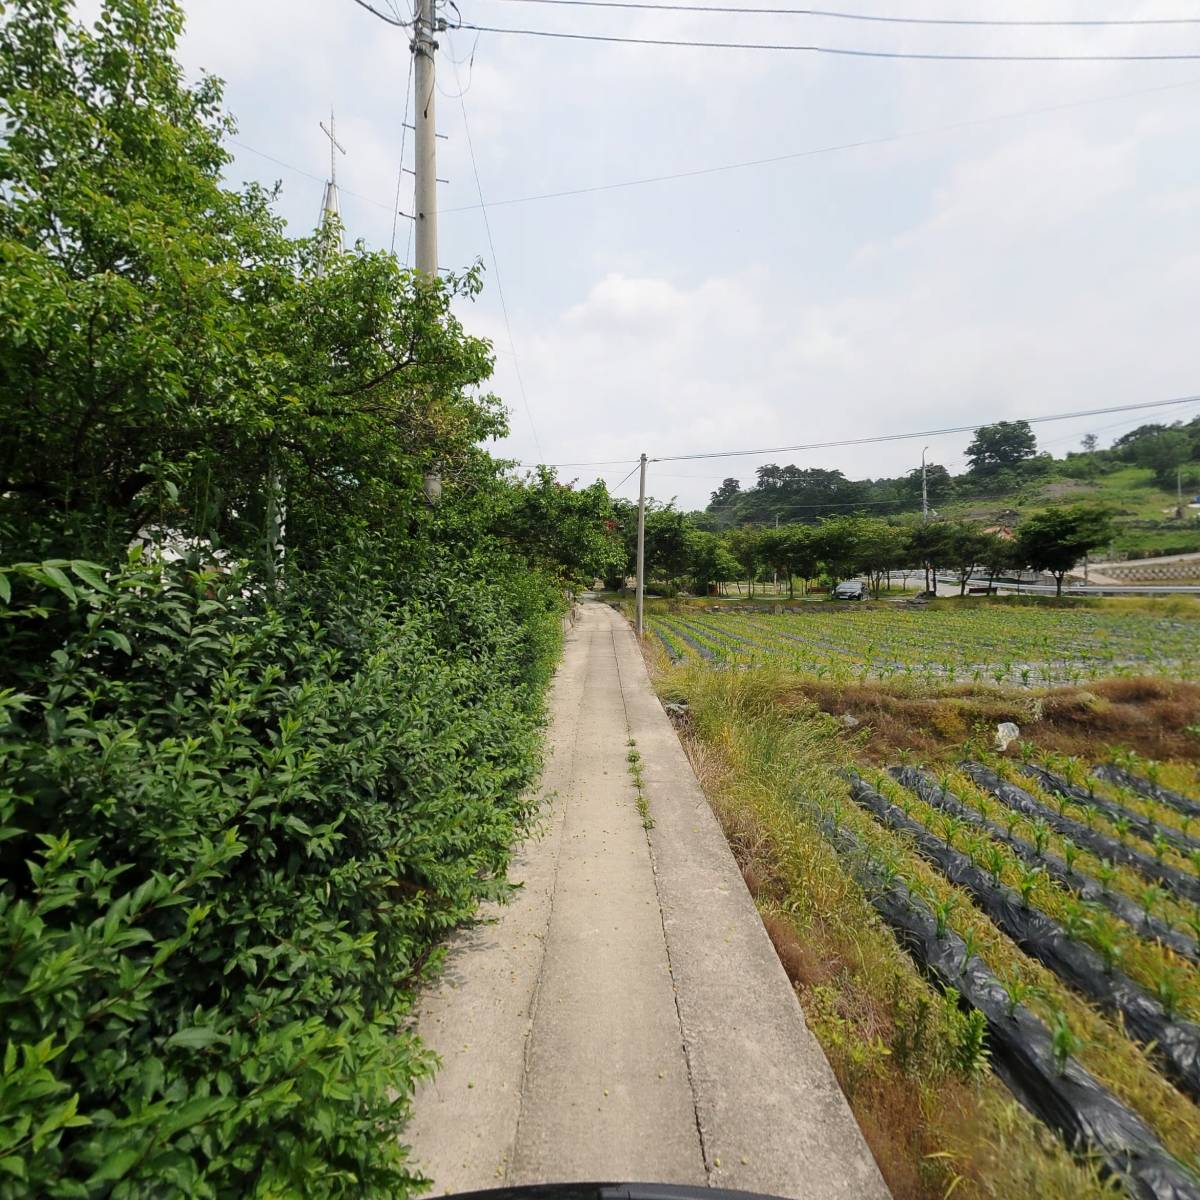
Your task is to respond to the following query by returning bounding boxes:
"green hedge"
[0,550,561,1197]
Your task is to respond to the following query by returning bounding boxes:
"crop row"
[852,771,1200,1097]
[890,766,1199,965]
[1017,753,1200,851]
[823,814,1200,1200]
[650,606,1199,686]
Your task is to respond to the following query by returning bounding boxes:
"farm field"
[646,595,1200,1200]
[649,600,1200,686]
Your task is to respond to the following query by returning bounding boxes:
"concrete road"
[403,599,889,1200]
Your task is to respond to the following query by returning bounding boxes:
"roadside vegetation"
[647,598,1200,1200]
[0,4,620,1195]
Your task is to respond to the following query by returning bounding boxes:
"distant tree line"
[605,503,1115,598]
[698,417,1200,528]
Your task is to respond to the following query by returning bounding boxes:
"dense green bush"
[0,2,617,1192]
[0,548,560,1196]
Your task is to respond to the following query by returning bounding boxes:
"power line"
[658,400,1200,476]
[518,393,1200,468]
[445,74,1200,211]
[610,461,643,492]
[651,394,1200,463]
[229,138,415,222]
[452,42,544,459]
[457,21,1200,60]
[390,14,416,256]
[477,0,1200,27]
[350,0,412,24]
[228,75,1200,220]
[707,496,925,511]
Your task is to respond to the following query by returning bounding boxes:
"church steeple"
[318,108,346,254]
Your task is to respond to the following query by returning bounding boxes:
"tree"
[849,519,910,598]
[707,477,742,528]
[980,533,1025,590]
[606,500,690,589]
[1113,423,1169,457]
[943,524,994,597]
[0,2,570,1195]
[1131,428,1193,490]
[726,526,763,596]
[686,529,740,595]
[810,516,863,585]
[497,469,621,587]
[757,525,793,595]
[781,524,821,596]
[0,0,497,570]
[966,421,1037,474]
[909,521,958,593]
[1017,506,1114,596]
[645,508,691,587]
[1081,433,1098,454]
[709,477,741,507]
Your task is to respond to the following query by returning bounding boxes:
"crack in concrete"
[505,622,589,1183]
[612,626,712,1184]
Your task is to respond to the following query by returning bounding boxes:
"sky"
[139,1,1200,507]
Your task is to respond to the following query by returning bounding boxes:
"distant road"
[935,575,1200,598]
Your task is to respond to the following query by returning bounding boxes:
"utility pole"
[920,446,931,593]
[635,453,647,638]
[412,0,439,276]
[1178,465,1185,519]
[774,512,780,592]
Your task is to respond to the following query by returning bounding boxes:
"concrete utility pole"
[412,0,439,275]
[920,445,930,522]
[635,453,647,637]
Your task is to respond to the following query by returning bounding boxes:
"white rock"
[995,721,1020,752]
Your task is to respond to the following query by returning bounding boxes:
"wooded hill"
[697,417,1200,561]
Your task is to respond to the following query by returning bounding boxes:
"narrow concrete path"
[403,599,888,1199]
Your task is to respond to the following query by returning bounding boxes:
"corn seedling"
[1050,1011,1082,1076]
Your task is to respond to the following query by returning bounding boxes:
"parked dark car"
[832,581,866,601]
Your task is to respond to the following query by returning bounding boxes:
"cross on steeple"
[317,108,347,260]
[319,108,346,187]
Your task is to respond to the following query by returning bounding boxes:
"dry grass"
[787,676,1200,765]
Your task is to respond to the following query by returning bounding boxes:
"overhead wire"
[475,0,1200,27]
[515,393,1200,469]
[445,75,1200,210]
[610,461,644,492]
[649,394,1200,463]
[350,0,1200,58]
[227,75,1200,220]
[451,36,545,459]
[455,22,1200,61]
[349,0,412,25]
[390,7,417,256]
